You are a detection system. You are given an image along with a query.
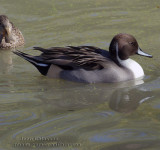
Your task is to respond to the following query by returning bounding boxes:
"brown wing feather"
[33,46,111,70]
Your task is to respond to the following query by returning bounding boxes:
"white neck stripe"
[115,43,144,79]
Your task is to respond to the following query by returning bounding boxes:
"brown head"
[0,15,15,44]
[109,33,152,62]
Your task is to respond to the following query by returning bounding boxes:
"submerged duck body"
[13,33,152,83]
[0,15,24,49]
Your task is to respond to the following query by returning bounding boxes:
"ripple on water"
[0,110,37,126]
[100,140,160,150]
[90,128,157,143]
[12,110,115,139]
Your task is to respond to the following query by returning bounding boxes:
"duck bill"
[5,26,12,43]
[136,48,152,58]
[0,28,5,43]
[4,26,15,43]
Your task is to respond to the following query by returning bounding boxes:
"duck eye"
[129,42,135,46]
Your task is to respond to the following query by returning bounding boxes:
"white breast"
[119,58,144,79]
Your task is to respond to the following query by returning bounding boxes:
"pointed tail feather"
[33,47,48,53]
[13,50,50,75]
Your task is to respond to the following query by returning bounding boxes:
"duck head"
[109,33,152,63]
[0,15,15,44]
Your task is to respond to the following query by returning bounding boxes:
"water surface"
[0,0,160,149]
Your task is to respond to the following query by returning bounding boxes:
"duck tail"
[33,47,47,52]
[13,50,50,76]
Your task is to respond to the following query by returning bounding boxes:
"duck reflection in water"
[33,77,153,113]
[109,87,154,113]
[0,50,12,73]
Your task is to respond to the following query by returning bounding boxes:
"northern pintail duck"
[13,33,152,83]
[0,15,24,49]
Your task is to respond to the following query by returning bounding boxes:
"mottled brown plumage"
[0,15,24,49]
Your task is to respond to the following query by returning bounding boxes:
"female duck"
[13,33,152,83]
[0,15,24,49]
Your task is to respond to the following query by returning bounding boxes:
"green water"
[0,0,160,149]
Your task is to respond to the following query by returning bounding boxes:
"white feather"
[19,54,48,67]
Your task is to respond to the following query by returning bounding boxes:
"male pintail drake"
[0,15,24,49]
[13,33,152,83]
